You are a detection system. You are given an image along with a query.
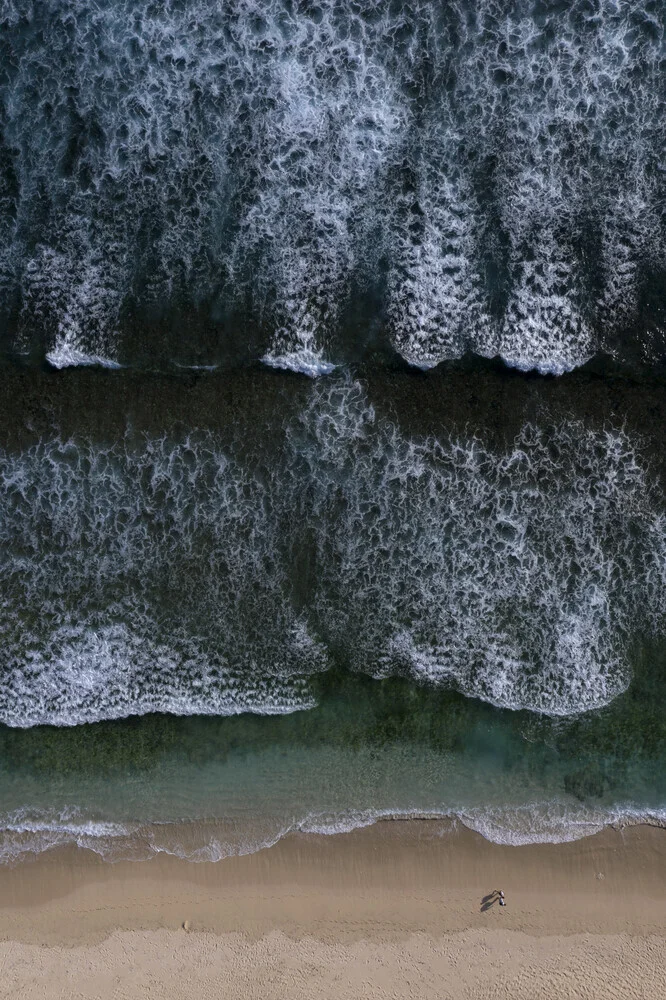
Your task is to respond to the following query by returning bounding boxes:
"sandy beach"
[0,820,663,998]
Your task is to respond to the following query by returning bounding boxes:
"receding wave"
[1,803,664,865]
[0,380,664,726]
[0,0,664,372]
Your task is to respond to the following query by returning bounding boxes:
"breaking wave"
[0,380,664,726]
[0,0,664,371]
[0,431,326,726]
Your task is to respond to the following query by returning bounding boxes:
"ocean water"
[0,0,664,372]
[0,1,664,863]
[0,367,664,860]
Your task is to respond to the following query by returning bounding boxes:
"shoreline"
[0,820,664,997]
[1,820,664,944]
[2,805,665,868]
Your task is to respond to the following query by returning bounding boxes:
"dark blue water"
[0,0,664,372]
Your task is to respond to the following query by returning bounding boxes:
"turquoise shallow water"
[0,662,664,862]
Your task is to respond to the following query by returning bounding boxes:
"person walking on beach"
[482,889,506,911]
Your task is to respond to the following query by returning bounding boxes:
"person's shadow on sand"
[480,891,503,912]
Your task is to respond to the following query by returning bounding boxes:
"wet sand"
[0,820,663,998]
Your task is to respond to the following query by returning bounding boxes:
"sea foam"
[287,381,666,716]
[1,0,663,371]
[0,381,664,726]
[0,802,663,866]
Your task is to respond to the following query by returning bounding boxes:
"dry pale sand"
[0,821,663,999]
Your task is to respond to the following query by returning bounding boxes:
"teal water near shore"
[0,656,664,862]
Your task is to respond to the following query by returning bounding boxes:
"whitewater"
[0,0,664,372]
[0,2,664,858]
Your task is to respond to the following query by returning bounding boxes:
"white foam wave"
[0,383,664,725]
[46,347,122,370]
[21,244,125,370]
[385,163,495,368]
[0,432,328,727]
[2,0,663,369]
[290,380,666,716]
[301,803,666,848]
[261,350,337,378]
[1,801,663,866]
[0,808,147,865]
